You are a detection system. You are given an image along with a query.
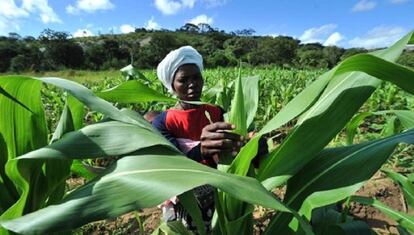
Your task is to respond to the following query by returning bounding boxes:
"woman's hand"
[200,122,244,160]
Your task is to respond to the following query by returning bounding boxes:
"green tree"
[323,46,345,68]
[0,40,20,72]
[341,48,368,60]
[250,36,299,66]
[297,43,328,69]
[39,29,85,69]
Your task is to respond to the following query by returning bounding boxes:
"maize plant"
[0,31,414,235]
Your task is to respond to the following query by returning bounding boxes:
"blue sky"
[0,0,413,48]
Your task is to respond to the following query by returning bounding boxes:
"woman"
[152,45,244,233]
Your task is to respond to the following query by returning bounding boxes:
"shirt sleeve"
[152,111,180,148]
[152,111,204,162]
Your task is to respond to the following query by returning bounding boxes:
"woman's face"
[172,64,204,101]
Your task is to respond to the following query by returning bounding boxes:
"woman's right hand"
[200,122,244,160]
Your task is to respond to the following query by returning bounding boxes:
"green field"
[2,35,414,235]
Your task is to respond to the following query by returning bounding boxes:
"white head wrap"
[157,46,203,93]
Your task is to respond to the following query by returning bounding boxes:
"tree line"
[1,24,413,73]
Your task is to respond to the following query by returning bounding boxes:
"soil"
[67,171,411,235]
[349,172,413,235]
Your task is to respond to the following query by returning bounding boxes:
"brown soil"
[74,208,161,235]
[349,172,413,235]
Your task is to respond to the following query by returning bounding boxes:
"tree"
[297,48,328,69]
[134,32,181,68]
[341,48,368,60]
[84,43,107,70]
[178,23,199,33]
[0,40,20,72]
[224,37,258,60]
[198,23,215,34]
[250,36,299,66]
[323,46,345,68]
[39,29,85,69]
[232,28,256,36]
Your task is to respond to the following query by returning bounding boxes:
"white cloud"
[389,0,408,3]
[348,26,406,49]
[66,5,77,14]
[0,0,29,18]
[145,17,161,30]
[352,0,377,12]
[187,14,213,25]
[203,0,227,7]
[324,32,344,46]
[0,0,61,35]
[66,0,114,14]
[22,0,62,23]
[73,29,94,37]
[154,0,196,15]
[299,24,337,44]
[120,24,135,34]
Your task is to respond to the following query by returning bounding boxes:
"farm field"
[3,64,414,234]
[1,33,414,235]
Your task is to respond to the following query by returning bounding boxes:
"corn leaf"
[0,147,308,235]
[382,168,414,209]
[257,31,414,181]
[15,120,178,160]
[242,76,259,129]
[228,73,247,136]
[178,191,206,235]
[351,196,414,233]
[346,110,414,144]
[264,128,414,234]
[325,221,374,235]
[96,80,175,103]
[152,221,194,235]
[0,76,48,234]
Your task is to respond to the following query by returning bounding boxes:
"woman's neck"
[175,101,198,110]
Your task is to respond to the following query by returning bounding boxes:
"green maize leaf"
[44,97,81,206]
[178,191,206,235]
[36,76,153,131]
[351,196,414,233]
[0,86,33,113]
[382,168,414,209]
[393,110,414,129]
[67,95,84,131]
[50,100,75,144]
[381,115,397,137]
[398,225,411,235]
[69,160,96,180]
[0,134,15,214]
[257,31,414,182]
[264,128,414,234]
[333,53,414,95]
[309,206,371,234]
[229,70,333,176]
[242,76,259,129]
[325,221,374,235]
[228,73,247,136]
[0,147,311,235]
[0,76,48,234]
[96,80,175,103]
[15,120,178,160]
[220,73,259,229]
[346,112,374,145]
[120,64,151,83]
[346,110,414,144]
[297,183,364,224]
[152,221,194,235]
